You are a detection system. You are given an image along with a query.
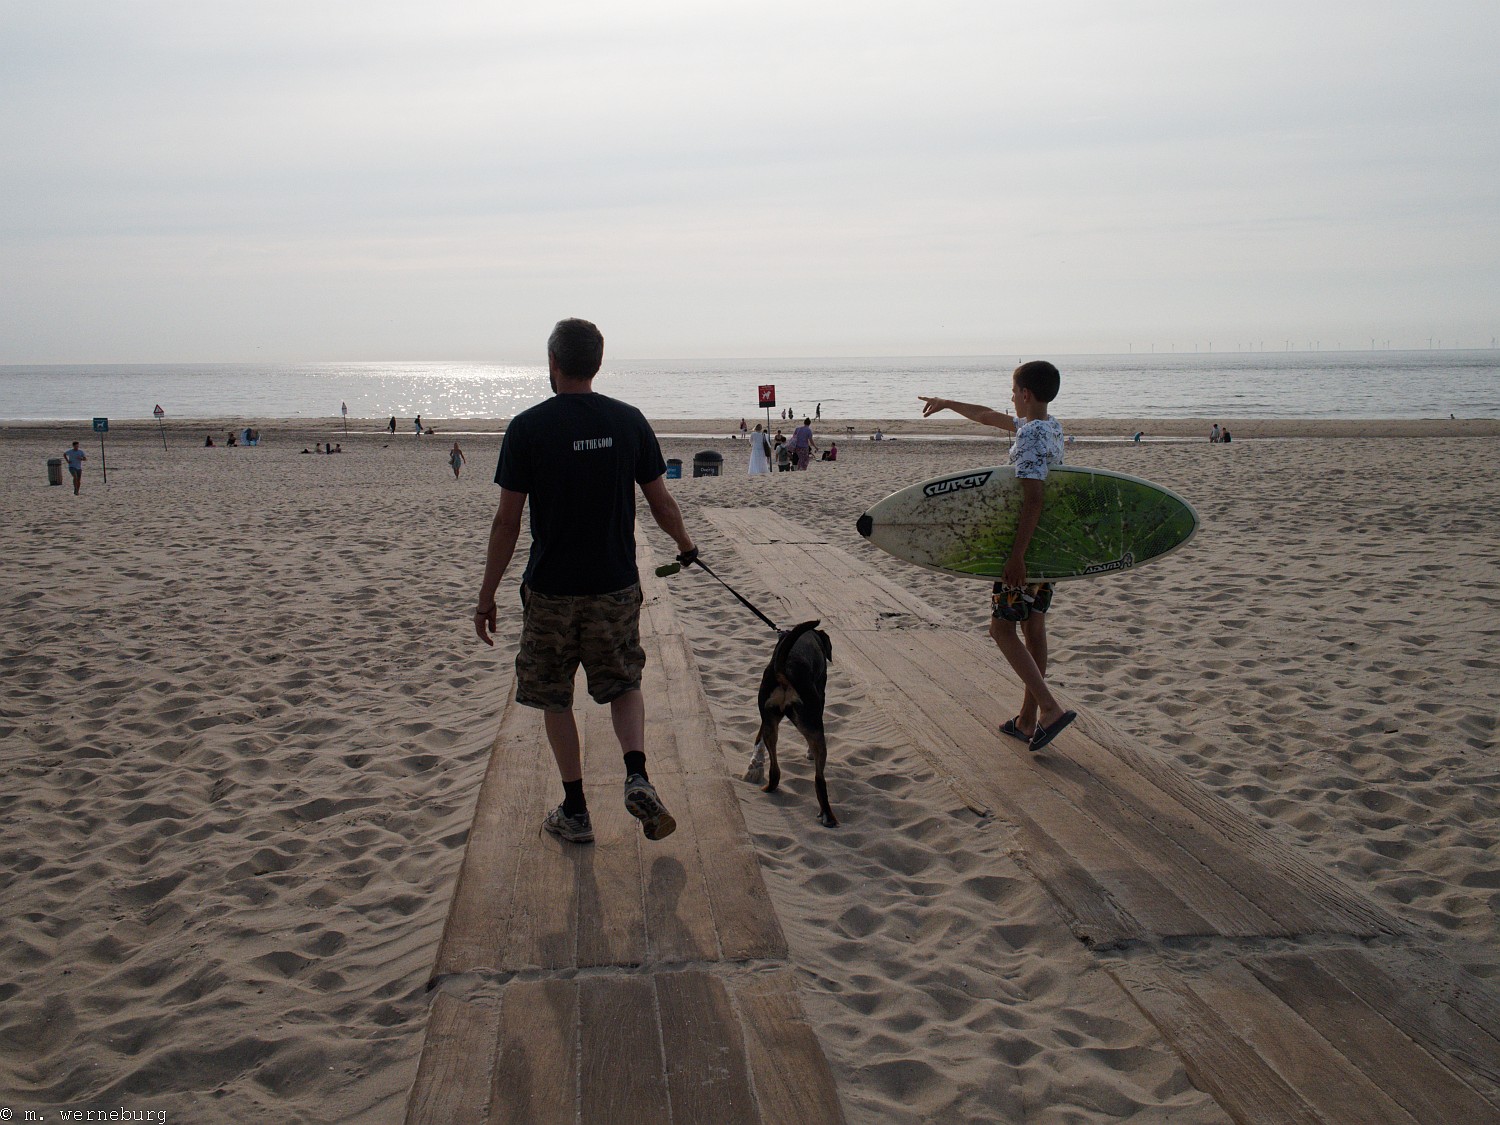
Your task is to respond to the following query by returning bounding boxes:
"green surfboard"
[856,465,1199,582]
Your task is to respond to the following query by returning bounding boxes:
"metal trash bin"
[665,458,683,480]
[691,450,723,478]
[47,458,63,486]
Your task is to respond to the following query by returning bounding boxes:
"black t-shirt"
[495,392,666,595]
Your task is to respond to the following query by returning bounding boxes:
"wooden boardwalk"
[404,543,845,1124]
[706,507,1500,1125]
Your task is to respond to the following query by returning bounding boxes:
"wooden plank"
[434,703,553,976]
[1109,959,1324,1125]
[657,970,759,1123]
[574,703,648,968]
[688,774,788,962]
[1182,960,1419,1125]
[501,691,587,971]
[895,628,1284,938]
[637,767,723,964]
[405,991,502,1125]
[833,628,1191,943]
[1084,710,1400,939]
[731,969,846,1125]
[491,978,578,1125]
[579,975,670,1122]
[1317,946,1500,1093]
[1247,953,1500,1122]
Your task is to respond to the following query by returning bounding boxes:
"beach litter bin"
[665,458,683,479]
[47,458,63,486]
[692,450,723,478]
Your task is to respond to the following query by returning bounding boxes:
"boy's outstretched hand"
[918,396,948,417]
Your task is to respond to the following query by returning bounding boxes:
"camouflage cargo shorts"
[515,583,646,711]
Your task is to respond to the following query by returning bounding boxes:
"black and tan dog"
[744,620,837,827]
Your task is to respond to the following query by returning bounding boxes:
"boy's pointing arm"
[918,396,1017,432]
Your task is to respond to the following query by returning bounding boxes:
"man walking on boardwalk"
[474,318,698,844]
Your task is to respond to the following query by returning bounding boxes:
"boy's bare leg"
[1015,613,1049,732]
[989,617,1065,728]
[542,709,583,783]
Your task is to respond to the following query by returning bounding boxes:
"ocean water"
[0,351,1496,423]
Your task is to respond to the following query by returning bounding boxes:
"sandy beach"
[2,416,1497,1121]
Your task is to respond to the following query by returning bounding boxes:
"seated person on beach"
[918,361,1077,753]
[821,442,838,461]
[227,433,238,446]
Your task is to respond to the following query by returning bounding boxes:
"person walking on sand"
[62,441,87,495]
[475,318,698,844]
[413,415,423,436]
[388,416,397,435]
[790,417,817,470]
[449,441,466,479]
[919,361,1077,753]
[748,422,772,475]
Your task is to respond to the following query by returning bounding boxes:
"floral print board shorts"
[515,583,646,711]
[991,581,1055,621]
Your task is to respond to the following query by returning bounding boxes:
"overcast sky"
[3,0,1496,362]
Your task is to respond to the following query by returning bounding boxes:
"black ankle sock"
[623,752,647,781]
[562,779,587,816]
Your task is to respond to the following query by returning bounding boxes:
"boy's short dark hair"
[548,318,605,380]
[1014,360,1061,403]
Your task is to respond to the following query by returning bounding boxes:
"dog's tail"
[772,620,823,687]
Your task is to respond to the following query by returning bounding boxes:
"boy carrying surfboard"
[918,361,1078,752]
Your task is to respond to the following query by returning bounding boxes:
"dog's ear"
[817,630,832,661]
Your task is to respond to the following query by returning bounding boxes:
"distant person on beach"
[773,428,786,447]
[739,418,748,437]
[776,442,793,471]
[816,402,821,419]
[1220,428,1232,443]
[919,361,1077,753]
[791,417,817,469]
[413,415,423,436]
[449,441,466,479]
[226,432,238,447]
[62,441,86,494]
[475,317,697,846]
[821,442,838,461]
[748,423,772,475]
[388,416,397,434]
[204,434,215,447]
[1210,423,1220,443]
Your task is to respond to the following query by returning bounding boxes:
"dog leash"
[655,557,782,633]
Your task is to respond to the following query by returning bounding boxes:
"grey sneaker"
[542,804,594,843]
[623,774,676,841]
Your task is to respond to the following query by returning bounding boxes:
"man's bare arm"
[475,488,525,645]
[640,475,696,557]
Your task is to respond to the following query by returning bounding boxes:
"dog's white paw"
[745,744,766,784]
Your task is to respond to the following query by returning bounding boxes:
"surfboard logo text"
[1084,552,1136,575]
[923,470,992,497]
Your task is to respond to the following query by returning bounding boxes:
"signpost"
[758,383,776,430]
[153,404,167,451]
[92,417,109,482]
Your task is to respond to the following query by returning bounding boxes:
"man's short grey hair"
[548,318,605,380]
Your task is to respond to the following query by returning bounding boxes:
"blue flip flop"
[1029,711,1077,752]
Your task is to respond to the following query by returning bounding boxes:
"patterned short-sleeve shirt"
[1009,416,1064,480]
